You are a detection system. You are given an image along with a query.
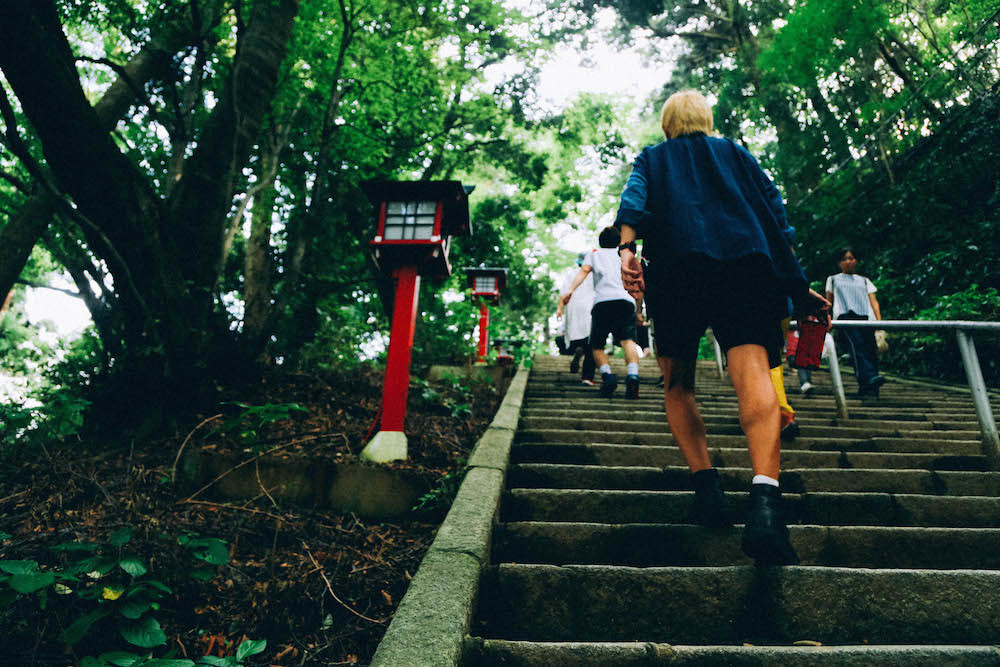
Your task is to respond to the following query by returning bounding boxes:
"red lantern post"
[362,181,474,462]
[477,301,490,362]
[464,266,508,365]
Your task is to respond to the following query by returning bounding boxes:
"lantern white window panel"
[474,276,498,293]
[384,201,437,240]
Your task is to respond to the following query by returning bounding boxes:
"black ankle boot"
[742,483,799,566]
[688,468,733,530]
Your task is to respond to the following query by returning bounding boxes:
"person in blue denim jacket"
[615,89,829,566]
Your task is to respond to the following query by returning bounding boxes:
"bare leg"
[727,344,781,479]
[622,339,640,366]
[592,348,610,368]
[658,356,711,473]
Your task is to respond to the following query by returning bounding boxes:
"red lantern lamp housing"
[464,266,508,304]
[363,180,474,279]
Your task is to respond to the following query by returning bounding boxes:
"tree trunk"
[0,14,200,320]
[242,185,277,361]
[165,0,300,293]
[0,0,299,429]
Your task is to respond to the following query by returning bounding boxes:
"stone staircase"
[464,355,1000,665]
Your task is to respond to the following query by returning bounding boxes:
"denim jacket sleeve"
[614,148,649,231]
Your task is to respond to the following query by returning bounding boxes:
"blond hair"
[660,90,714,139]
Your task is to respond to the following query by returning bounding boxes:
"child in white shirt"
[562,226,642,398]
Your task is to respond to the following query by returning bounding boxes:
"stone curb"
[369,364,531,666]
[466,366,528,472]
[466,639,1000,666]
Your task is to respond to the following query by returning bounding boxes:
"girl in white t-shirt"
[825,248,884,396]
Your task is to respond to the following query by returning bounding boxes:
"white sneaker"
[800,382,814,395]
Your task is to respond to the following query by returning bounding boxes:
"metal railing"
[801,320,999,469]
[708,320,1000,467]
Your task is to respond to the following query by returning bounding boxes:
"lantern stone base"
[180,449,428,519]
[427,364,514,386]
[361,430,408,463]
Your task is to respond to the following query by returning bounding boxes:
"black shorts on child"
[644,254,784,368]
[589,299,637,348]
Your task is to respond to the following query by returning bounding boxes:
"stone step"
[522,411,984,429]
[525,388,984,415]
[510,443,989,471]
[464,639,1000,666]
[496,522,1000,569]
[514,429,982,455]
[523,396,986,417]
[520,408,979,430]
[476,564,1000,644]
[502,489,1000,527]
[517,416,981,440]
[509,464,1000,496]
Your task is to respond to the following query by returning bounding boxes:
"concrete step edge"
[464,638,1000,666]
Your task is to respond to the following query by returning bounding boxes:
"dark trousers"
[838,312,879,386]
[568,337,596,381]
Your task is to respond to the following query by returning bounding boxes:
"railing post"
[824,332,849,420]
[707,328,725,380]
[956,330,1000,469]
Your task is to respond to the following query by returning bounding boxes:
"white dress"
[562,269,594,347]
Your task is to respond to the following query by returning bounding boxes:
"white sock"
[627,362,638,376]
[600,364,612,375]
[752,474,779,487]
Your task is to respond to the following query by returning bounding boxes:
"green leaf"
[119,597,154,620]
[189,569,214,582]
[143,660,196,667]
[143,579,173,594]
[189,538,229,566]
[99,651,141,667]
[10,571,56,593]
[119,557,149,577]
[51,541,99,554]
[93,558,118,575]
[110,526,134,547]
[58,608,110,644]
[236,638,266,660]
[79,658,102,667]
[61,556,99,578]
[120,616,167,648]
[0,531,10,540]
[196,657,233,667]
[0,559,39,574]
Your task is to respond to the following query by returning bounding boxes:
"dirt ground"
[0,364,506,665]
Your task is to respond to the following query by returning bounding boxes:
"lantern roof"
[362,180,474,237]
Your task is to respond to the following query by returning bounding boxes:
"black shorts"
[589,299,637,349]
[645,254,784,367]
[636,323,651,350]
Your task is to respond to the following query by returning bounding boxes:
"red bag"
[793,318,827,370]
[786,330,799,359]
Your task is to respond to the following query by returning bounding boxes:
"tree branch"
[0,167,29,195]
[15,278,83,299]
[0,85,55,190]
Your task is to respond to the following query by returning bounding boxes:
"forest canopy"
[1,0,999,446]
